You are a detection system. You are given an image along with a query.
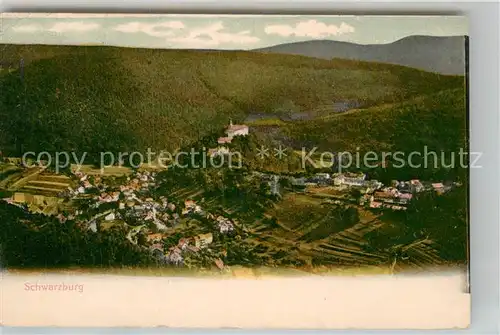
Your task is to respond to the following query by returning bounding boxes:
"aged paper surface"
[0,13,469,328]
[3,272,469,328]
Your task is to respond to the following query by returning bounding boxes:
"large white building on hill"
[226,120,249,137]
[217,119,249,144]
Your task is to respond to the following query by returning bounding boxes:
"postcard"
[0,13,469,329]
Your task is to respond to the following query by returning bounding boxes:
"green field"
[71,164,133,176]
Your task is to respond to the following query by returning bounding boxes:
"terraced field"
[254,192,447,270]
[17,173,73,197]
[157,186,408,269]
[0,162,75,198]
[0,164,27,189]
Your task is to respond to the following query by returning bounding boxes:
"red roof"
[370,201,383,208]
[151,243,164,251]
[178,237,191,246]
[217,137,232,144]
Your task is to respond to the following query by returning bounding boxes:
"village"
[205,120,456,211]
[0,162,240,269]
[264,171,455,211]
[0,120,459,270]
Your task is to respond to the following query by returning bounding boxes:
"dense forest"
[365,185,468,265]
[1,44,464,159]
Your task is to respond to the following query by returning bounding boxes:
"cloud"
[114,21,185,37]
[265,20,355,38]
[10,21,100,35]
[48,22,100,33]
[11,24,43,33]
[166,21,260,48]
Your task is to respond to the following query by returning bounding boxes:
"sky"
[0,13,468,49]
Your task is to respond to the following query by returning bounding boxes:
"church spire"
[229,118,233,127]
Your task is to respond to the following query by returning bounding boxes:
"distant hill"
[0,44,464,158]
[253,35,467,75]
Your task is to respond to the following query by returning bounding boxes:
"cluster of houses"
[212,215,236,234]
[2,156,241,269]
[362,188,413,211]
[47,168,237,268]
[182,199,204,216]
[149,210,235,268]
[282,172,381,195]
[68,170,159,198]
[70,172,99,195]
[285,172,378,190]
[151,232,216,266]
[258,170,454,211]
[364,180,452,210]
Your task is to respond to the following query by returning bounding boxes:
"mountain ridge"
[252,35,467,75]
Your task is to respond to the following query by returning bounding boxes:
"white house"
[333,173,366,187]
[213,119,249,153]
[216,119,249,145]
[104,213,116,221]
[315,173,331,180]
[226,119,249,137]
